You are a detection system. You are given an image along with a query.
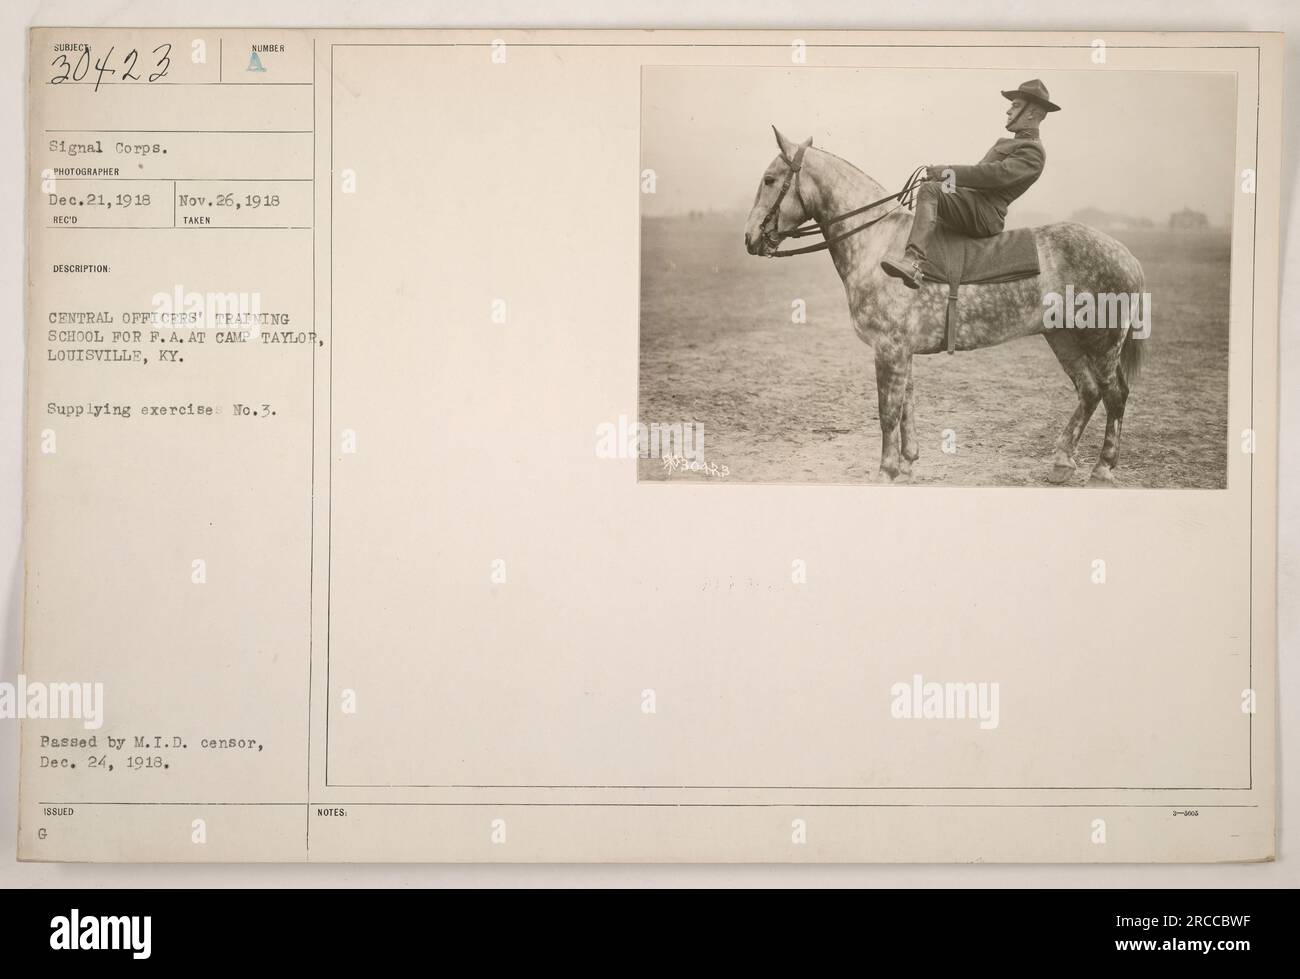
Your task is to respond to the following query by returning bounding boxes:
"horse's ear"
[803,136,814,149]
[772,125,796,161]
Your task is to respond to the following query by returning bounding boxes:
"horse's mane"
[812,146,867,177]
[807,145,888,199]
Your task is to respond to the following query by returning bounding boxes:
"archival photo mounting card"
[19,29,1280,862]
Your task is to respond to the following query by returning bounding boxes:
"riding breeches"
[904,181,1006,261]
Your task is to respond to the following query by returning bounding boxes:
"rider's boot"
[881,246,926,290]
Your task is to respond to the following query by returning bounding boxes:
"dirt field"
[638,217,1230,487]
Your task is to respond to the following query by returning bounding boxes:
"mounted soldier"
[880,79,1060,289]
[744,79,1147,486]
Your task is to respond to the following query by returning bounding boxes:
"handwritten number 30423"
[50,44,171,90]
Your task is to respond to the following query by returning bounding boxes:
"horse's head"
[744,127,814,256]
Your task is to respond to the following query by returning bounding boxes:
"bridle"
[759,143,926,258]
[757,142,811,253]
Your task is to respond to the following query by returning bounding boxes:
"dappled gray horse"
[743,128,1147,486]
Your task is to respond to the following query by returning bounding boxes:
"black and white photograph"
[640,67,1236,487]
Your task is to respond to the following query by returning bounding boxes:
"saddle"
[919,226,1040,353]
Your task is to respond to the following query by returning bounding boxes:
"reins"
[761,150,926,258]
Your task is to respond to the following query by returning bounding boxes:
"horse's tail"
[1120,264,1149,384]
[1121,318,1148,383]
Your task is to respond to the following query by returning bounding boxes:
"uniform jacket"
[938,129,1046,221]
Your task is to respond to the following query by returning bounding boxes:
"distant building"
[1169,207,1209,231]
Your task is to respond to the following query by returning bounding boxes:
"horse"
[742,127,1148,486]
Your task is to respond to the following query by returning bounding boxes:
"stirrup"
[881,255,924,289]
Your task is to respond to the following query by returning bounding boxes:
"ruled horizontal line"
[40,801,1262,810]
[39,801,303,806]
[44,81,311,86]
[46,129,312,134]
[329,42,1263,50]
[43,177,312,181]
[327,783,1256,791]
[46,225,312,230]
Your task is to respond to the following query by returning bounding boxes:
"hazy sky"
[642,67,1236,225]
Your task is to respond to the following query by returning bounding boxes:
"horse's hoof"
[1087,467,1117,487]
[892,472,912,485]
[1046,464,1075,485]
[872,469,896,484]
